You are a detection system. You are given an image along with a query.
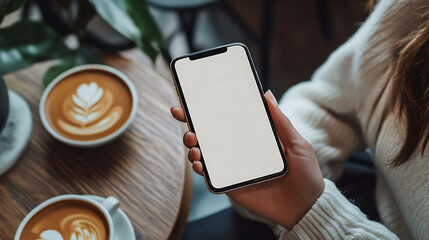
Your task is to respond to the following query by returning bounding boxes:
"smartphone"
[170,43,287,193]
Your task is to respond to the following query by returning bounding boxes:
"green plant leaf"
[0,0,25,23]
[88,0,163,62]
[0,20,71,74]
[43,47,102,86]
[43,59,76,87]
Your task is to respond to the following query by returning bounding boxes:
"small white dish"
[0,90,32,176]
[85,195,135,240]
[39,64,138,148]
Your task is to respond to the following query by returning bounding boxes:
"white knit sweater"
[234,0,429,239]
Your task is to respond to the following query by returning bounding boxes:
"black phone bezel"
[170,42,288,193]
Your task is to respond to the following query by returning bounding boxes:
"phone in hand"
[170,43,287,193]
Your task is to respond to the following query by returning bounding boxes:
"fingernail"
[268,89,278,105]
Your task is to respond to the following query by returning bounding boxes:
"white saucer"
[0,90,32,176]
[85,195,136,240]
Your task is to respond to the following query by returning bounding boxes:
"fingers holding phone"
[171,107,203,175]
[170,106,186,122]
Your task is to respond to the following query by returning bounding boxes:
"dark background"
[150,0,370,97]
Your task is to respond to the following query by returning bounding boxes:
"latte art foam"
[37,214,102,240]
[44,69,133,141]
[59,82,123,136]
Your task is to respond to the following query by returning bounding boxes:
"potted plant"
[0,0,162,175]
[0,0,162,86]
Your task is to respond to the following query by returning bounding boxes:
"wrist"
[279,180,325,230]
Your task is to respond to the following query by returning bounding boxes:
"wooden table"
[0,53,191,240]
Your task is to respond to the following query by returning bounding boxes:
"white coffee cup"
[14,195,119,240]
[39,64,138,148]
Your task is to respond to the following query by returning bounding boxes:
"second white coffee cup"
[14,195,119,240]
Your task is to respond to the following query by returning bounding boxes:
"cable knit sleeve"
[278,38,366,180]
[278,0,396,180]
[282,179,399,240]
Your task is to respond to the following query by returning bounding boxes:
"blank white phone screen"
[174,45,285,190]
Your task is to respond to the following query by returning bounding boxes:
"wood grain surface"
[1,54,187,240]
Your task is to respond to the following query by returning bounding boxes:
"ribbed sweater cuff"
[285,179,374,239]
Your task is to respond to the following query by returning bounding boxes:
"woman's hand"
[170,90,324,230]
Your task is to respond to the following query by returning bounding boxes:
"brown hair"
[368,0,429,166]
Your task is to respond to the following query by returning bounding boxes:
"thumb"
[264,90,303,146]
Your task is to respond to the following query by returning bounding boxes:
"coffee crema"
[20,200,109,240]
[44,69,133,141]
